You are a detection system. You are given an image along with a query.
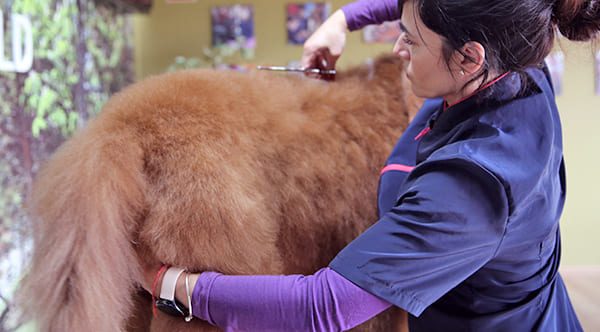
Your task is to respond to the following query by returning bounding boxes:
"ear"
[454,41,486,76]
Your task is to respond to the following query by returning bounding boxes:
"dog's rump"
[20,55,420,332]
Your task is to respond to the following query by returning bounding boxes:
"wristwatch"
[155,267,189,317]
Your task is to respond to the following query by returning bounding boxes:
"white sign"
[0,10,33,73]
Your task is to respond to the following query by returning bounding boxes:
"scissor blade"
[257,66,336,75]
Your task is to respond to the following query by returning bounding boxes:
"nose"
[393,34,410,61]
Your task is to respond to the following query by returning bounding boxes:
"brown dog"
[19,55,422,331]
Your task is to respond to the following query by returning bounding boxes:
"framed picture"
[286,2,330,45]
[545,51,564,95]
[363,20,401,43]
[211,5,255,51]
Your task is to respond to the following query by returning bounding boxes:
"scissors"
[257,66,337,75]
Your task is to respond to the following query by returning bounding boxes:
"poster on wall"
[211,5,256,53]
[286,2,330,45]
[545,51,564,95]
[596,51,600,95]
[363,20,401,43]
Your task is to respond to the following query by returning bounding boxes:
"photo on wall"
[545,51,565,95]
[211,5,255,52]
[286,2,331,45]
[363,20,401,43]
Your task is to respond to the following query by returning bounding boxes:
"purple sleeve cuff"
[341,0,400,31]
[191,271,221,326]
[192,267,392,331]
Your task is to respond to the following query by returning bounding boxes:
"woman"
[146,0,598,330]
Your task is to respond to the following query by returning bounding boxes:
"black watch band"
[155,297,189,317]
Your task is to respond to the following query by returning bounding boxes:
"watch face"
[155,298,188,317]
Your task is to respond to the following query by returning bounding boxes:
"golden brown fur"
[19,55,422,332]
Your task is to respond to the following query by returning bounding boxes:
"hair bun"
[553,0,600,41]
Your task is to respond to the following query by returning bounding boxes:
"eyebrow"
[398,21,414,37]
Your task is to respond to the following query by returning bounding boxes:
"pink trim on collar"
[444,72,510,111]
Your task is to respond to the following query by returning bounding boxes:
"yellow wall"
[555,42,600,265]
[131,1,600,265]
[131,0,394,78]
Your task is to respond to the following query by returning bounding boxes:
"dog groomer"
[145,0,597,330]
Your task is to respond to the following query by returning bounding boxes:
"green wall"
[131,1,600,265]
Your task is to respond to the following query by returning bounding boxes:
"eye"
[398,22,414,46]
[401,33,414,46]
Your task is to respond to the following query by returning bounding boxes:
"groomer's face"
[394,1,464,104]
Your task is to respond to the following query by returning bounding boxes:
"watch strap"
[160,267,185,301]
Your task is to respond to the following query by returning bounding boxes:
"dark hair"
[399,0,600,85]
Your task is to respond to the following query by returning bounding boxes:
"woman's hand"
[300,9,348,79]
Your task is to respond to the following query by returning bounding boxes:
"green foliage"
[0,0,135,329]
[167,43,255,72]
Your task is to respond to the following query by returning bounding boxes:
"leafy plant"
[0,0,135,329]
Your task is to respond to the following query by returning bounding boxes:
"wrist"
[175,272,199,305]
[331,9,348,32]
[153,266,194,320]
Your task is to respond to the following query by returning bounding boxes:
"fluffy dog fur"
[19,55,422,332]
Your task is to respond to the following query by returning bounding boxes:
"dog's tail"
[18,114,146,332]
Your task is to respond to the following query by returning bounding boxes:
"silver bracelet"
[185,272,193,322]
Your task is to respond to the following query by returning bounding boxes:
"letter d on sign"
[0,10,34,73]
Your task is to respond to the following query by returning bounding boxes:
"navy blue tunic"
[329,67,583,331]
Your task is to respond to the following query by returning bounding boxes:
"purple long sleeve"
[191,267,392,332]
[341,0,400,31]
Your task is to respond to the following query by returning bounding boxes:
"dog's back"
[20,55,420,331]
